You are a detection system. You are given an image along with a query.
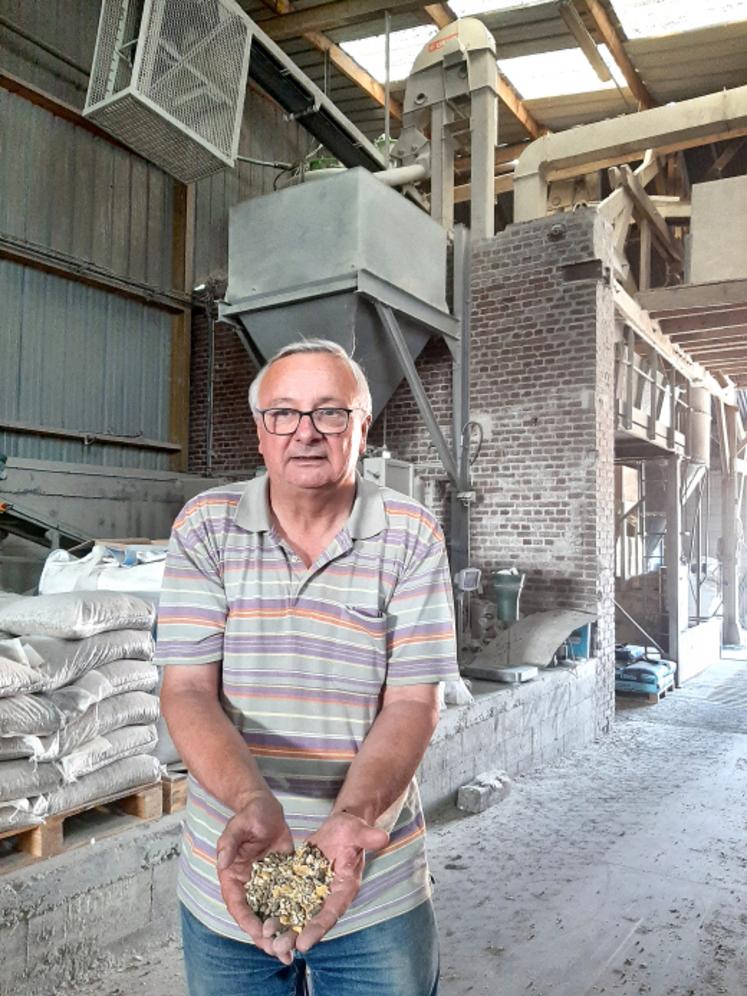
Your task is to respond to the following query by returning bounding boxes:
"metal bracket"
[373,301,459,485]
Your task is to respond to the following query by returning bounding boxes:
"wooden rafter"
[705,138,747,180]
[423,4,454,29]
[261,0,426,41]
[254,0,402,119]
[583,0,655,110]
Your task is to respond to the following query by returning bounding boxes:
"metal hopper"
[221,167,458,417]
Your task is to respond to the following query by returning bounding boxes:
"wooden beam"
[639,279,747,315]
[261,0,425,40]
[670,334,747,353]
[256,0,402,119]
[613,282,727,398]
[612,164,682,262]
[557,0,611,83]
[454,142,529,174]
[304,31,402,118]
[682,344,747,360]
[662,308,747,335]
[453,171,514,204]
[705,138,746,180]
[423,3,455,29]
[583,0,655,110]
[496,72,546,139]
[649,195,691,219]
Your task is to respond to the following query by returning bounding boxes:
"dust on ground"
[63,652,747,996]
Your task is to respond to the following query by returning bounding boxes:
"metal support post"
[430,101,455,232]
[665,454,688,682]
[721,403,743,645]
[470,87,497,240]
[373,301,459,485]
[449,225,472,579]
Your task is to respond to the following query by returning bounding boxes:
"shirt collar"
[233,472,386,539]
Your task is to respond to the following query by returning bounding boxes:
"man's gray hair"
[248,339,372,416]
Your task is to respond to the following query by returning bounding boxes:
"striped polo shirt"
[155,473,458,942]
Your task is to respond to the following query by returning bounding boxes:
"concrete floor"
[64,651,747,996]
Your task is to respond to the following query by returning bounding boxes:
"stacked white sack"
[0,591,160,831]
[39,546,179,766]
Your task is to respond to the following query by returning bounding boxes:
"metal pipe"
[205,294,216,477]
[373,163,428,186]
[384,11,391,165]
[236,155,294,170]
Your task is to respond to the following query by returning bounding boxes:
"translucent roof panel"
[449,0,545,17]
[499,45,627,99]
[340,25,439,83]
[613,0,747,39]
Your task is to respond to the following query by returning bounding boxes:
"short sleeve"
[385,526,459,686]
[154,496,227,668]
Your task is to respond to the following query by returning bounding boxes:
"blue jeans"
[181,901,439,996]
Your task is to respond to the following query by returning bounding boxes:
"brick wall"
[189,304,260,478]
[372,209,617,735]
[188,210,617,735]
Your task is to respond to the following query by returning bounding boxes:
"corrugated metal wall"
[1,4,180,472]
[1,89,175,288]
[0,0,95,107]
[0,2,319,471]
[0,259,172,470]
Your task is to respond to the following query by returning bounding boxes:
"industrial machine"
[83,0,501,604]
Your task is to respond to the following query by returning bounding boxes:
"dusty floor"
[66,651,747,996]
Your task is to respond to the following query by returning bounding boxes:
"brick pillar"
[470,209,616,734]
[189,304,261,477]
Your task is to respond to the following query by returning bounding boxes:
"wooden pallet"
[0,781,162,870]
[617,680,675,704]
[162,770,188,814]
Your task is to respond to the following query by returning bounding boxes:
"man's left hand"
[273,811,388,958]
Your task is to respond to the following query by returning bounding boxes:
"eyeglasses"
[256,407,364,435]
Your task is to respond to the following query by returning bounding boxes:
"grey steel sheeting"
[0,88,176,292]
[0,258,173,471]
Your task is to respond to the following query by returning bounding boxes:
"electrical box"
[362,457,424,502]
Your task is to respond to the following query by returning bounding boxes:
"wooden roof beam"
[257,0,402,119]
[610,163,682,262]
[583,0,655,110]
[423,4,455,29]
[261,0,426,41]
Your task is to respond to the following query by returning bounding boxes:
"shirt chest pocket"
[329,604,388,688]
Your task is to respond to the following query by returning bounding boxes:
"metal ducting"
[221,168,459,417]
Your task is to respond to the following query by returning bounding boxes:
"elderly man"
[156,339,458,995]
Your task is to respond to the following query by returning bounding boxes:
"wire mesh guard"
[84,0,252,183]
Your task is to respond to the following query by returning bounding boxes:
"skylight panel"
[340,25,438,83]
[498,45,626,99]
[613,0,747,39]
[449,0,544,17]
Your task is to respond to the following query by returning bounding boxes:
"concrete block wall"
[420,662,599,811]
[0,816,182,996]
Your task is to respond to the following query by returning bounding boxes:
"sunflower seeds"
[245,843,333,932]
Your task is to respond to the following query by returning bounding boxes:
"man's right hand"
[216,790,295,960]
